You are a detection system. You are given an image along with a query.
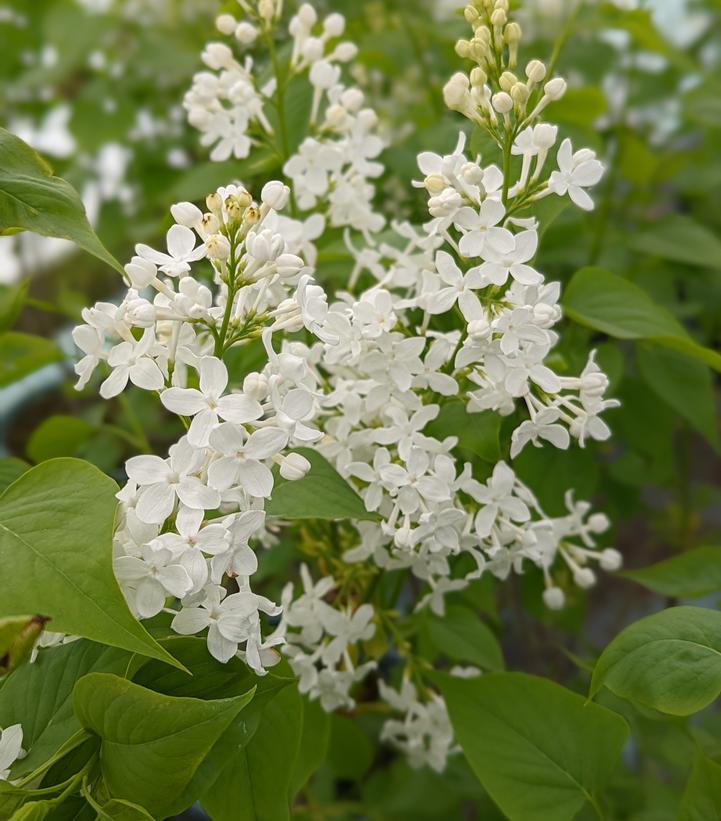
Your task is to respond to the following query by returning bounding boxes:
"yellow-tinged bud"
[470,66,487,87]
[206,192,222,215]
[499,71,518,92]
[505,21,522,43]
[424,175,446,195]
[525,59,546,84]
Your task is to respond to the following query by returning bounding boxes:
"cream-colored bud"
[525,59,546,83]
[244,205,261,227]
[490,8,506,27]
[455,39,471,59]
[224,195,244,222]
[504,21,521,42]
[258,0,275,23]
[470,67,487,87]
[443,72,471,110]
[201,213,220,235]
[464,5,480,23]
[236,189,252,208]
[206,192,222,215]
[491,91,513,113]
[424,175,446,195]
[215,14,237,35]
[499,71,517,92]
[205,233,231,262]
[543,77,567,100]
[510,82,529,106]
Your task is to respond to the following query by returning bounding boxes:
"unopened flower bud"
[543,586,565,610]
[534,123,557,149]
[261,180,290,211]
[215,14,237,35]
[588,512,610,533]
[225,195,244,222]
[543,77,567,101]
[323,12,345,37]
[258,0,275,24]
[574,567,596,589]
[244,205,260,227]
[205,233,231,261]
[276,253,305,278]
[424,174,446,195]
[235,22,258,46]
[171,201,202,228]
[455,39,471,59]
[464,5,480,22]
[332,41,358,62]
[243,372,269,400]
[202,42,234,71]
[443,72,470,110]
[297,3,317,27]
[491,91,513,113]
[124,256,156,289]
[468,318,491,339]
[504,21,521,42]
[511,83,530,107]
[470,67,487,87]
[280,452,311,481]
[499,71,517,92]
[599,548,622,572]
[490,8,507,27]
[525,59,546,83]
[206,192,223,216]
[198,214,219,238]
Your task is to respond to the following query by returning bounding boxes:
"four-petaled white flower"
[161,357,263,447]
[548,138,604,211]
[137,224,207,276]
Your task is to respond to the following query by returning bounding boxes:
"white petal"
[129,359,165,391]
[161,388,207,416]
[172,606,210,635]
[126,455,169,484]
[176,477,220,510]
[135,578,166,618]
[199,356,228,398]
[157,564,193,598]
[236,460,274,498]
[217,394,263,424]
[166,224,197,258]
[187,408,219,447]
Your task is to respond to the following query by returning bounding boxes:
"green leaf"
[0,458,29,493]
[0,128,123,274]
[590,606,721,716]
[0,615,47,678]
[73,672,254,819]
[423,605,504,671]
[266,448,378,521]
[630,214,721,270]
[326,714,375,780]
[0,640,128,778]
[0,458,180,668]
[426,403,501,463]
[26,416,96,464]
[621,547,721,599]
[289,697,331,799]
[637,344,719,448]
[562,267,721,372]
[679,752,721,821]
[0,280,28,331]
[202,683,302,821]
[0,332,63,387]
[435,672,628,821]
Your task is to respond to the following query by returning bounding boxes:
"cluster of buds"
[445,0,567,142]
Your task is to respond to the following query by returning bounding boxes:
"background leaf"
[591,606,721,716]
[621,547,721,598]
[266,448,379,521]
[0,128,123,274]
[435,671,628,821]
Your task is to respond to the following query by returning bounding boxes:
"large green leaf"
[0,332,63,387]
[266,448,379,521]
[591,606,721,715]
[435,672,628,821]
[289,697,331,799]
[0,128,123,274]
[637,345,719,448]
[0,458,180,668]
[0,640,128,778]
[0,458,29,493]
[423,605,504,671]
[202,684,303,821]
[621,547,721,598]
[630,214,721,270]
[562,267,721,371]
[73,672,254,818]
[679,752,721,821]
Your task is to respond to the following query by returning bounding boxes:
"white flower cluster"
[184,3,384,238]
[68,0,623,776]
[379,679,457,773]
[74,180,336,674]
[269,564,377,711]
